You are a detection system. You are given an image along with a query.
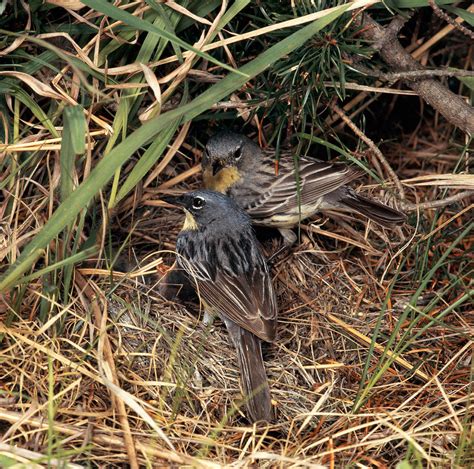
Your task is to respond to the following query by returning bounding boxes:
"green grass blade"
[60,106,86,201]
[81,0,247,77]
[7,85,60,138]
[384,0,458,7]
[106,9,186,208]
[443,5,474,26]
[176,0,222,32]
[114,118,182,206]
[18,247,98,285]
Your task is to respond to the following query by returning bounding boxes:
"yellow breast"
[203,166,240,193]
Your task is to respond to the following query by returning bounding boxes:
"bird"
[161,189,277,422]
[202,130,406,244]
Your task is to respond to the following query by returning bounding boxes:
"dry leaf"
[46,0,85,10]
[0,71,64,100]
[138,63,162,122]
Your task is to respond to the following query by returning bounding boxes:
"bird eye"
[192,196,205,210]
[234,147,242,161]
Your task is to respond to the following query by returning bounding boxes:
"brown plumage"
[203,131,406,242]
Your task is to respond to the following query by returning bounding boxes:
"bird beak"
[212,159,225,176]
[161,195,183,206]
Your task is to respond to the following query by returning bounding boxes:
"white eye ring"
[234,147,242,160]
[192,196,205,210]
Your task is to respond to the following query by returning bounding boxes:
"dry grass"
[1,132,472,467]
[1,1,473,468]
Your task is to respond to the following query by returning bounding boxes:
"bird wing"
[180,254,277,343]
[246,157,362,218]
[202,264,277,343]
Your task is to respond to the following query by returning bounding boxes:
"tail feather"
[224,318,272,422]
[339,189,406,228]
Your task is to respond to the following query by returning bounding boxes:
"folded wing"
[177,232,277,343]
[246,157,362,218]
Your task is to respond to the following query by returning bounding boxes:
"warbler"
[162,190,277,422]
[203,131,406,244]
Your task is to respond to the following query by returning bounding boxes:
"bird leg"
[278,227,297,246]
[266,228,298,265]
[202,310,216,326]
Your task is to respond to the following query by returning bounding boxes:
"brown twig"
[353,64,474,81]
[403,190,473,211]
[331,103,405,200]
[429,0,474,41]
[358,14,474,135]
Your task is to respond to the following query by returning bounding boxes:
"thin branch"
[353,64,474,81]
[358,14,474,135]
[403,190,473,211]
[331,103,405,199]
[429,0,474,41]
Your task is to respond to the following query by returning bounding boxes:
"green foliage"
[204,1,374,148]
[82,0,246,76]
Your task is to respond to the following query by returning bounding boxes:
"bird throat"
[203,166,240,193]
[182,209,198,231]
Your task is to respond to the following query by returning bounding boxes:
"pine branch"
[357,14,474,135]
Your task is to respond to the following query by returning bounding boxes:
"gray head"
[203,130,262,175]
[162,189,250,231]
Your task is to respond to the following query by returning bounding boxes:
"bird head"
[202,131,261,192]
[162,190,249,231]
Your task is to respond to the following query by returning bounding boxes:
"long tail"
[338,188,406,228]
[223,318,272,422]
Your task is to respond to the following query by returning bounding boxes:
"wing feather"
[199,266,276,342]
[177,231,277,343]
[246,156,362,218]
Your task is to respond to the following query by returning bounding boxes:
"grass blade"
[81,0,247,77]
[60,106,86,201]
[114,119,181,206]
